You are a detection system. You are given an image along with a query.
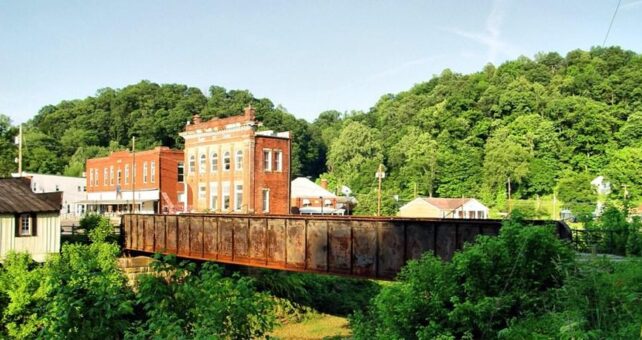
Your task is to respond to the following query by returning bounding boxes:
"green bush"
[128,255,275,339]
[501,259,642,339]
[79,213,103,231]
[351,215,575,339]
[250,269,381,316]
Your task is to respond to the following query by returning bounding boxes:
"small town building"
[0,177,63,262]
[398,197,489,219]
[291,177,344,215]
[12,172,87,218]
[179,106,291,214]
[85,146,184,214]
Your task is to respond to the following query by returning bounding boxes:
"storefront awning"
[77,199,157,205]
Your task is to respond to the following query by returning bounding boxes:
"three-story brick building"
[179,106,291,214]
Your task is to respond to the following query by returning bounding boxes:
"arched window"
[189,155,195,173]
[235,150,243,171]
[199,154,206,173]
[211,152,218,172]
[125,165,130,184]
[223,152,231,171]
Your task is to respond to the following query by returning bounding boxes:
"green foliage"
[500,259,642,339]
[351,216,575,339]
[129,255,275,339]
[581,205,642,256]
[0,114,17,177]
[250,269,381,316]
[556,171,597,217]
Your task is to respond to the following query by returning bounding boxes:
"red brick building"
[85,147,184,214]
[179,106,291,214]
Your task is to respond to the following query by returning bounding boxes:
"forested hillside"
[0,83,326,178]
[321,47,642,213]
[1,46,641,214]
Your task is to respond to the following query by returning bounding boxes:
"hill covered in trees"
[1,46,641,214]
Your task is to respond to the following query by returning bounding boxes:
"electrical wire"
[602,0,622,46]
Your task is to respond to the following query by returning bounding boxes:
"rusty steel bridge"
[122,214,571,280]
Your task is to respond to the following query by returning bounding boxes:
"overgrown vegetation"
[578,205,642,256]
[351,215,642,339]
[0,216,276,339]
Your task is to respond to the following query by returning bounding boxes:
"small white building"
[0,178,63,262]
[290,177,345,215]
[12,172,87,217]
[398,197,489,219]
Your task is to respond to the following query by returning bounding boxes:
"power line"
[602,0,622,46]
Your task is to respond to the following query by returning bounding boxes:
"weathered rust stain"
[122,214,571,280]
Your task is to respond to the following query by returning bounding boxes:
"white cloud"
[621,0,642,10]
[441,0,518,63]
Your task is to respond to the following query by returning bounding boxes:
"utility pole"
[375,163,385,216]
[17,125,22,176]
[552,191,557,220]
[132,136,136,213]
[507,176,512,214]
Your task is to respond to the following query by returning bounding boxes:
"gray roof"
[0,178,63,214]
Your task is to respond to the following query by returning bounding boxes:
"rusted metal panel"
[154,215,166,252]
[352,221,377,277]
[457,224,480,249]
[123,215,132,249]
[144,216,155,252]
[177,215,191,256]
[267,219,286,265]
[286,219,306,268]
[203,217,218,258]
[435,223,457,260]
[165,215,178,253]
[218,217,233,260]
[134,215,145,250]
[328,220,351,274]
[378,221,404,279]
[406,222,435,260]
[306,220,328,271]
[189,216,204,258]
[122,214,570,280]
[232,218,250,260]
[249,218,267,263]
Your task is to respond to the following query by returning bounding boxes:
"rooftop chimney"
[192,114,202,124]
[244,104,256,120]
[320,178,329,190]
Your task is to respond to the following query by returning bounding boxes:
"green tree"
[483,128,532,200]
[0,114,17,176]
[604,147,642,200]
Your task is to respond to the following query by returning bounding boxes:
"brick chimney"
[192,114,202,124]
[320,178,328,190]
[244,104,256,120]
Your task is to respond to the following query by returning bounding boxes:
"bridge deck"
[122,214,570,280]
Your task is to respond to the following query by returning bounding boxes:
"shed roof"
[423,197,471,210]
[0,178,63,214]
[291,177,336,199]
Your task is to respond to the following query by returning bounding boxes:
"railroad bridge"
[122,214,571,280]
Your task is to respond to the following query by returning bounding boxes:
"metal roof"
[291,177,337,199]
[0,178,63,214]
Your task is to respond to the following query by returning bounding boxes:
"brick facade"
[179,106,291,214]
[86,147,184,213]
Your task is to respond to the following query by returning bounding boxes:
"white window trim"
[262,189,270,213]
[235,150,243,172]
[275,150,283,172]
[234,183,243,211]
[263,149,272,172]
[151,161,156,183]
[19,214,32,236]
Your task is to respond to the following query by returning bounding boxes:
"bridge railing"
[122,214,571,280]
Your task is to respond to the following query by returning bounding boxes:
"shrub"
[128,255,275,339]
[351,215,575,339]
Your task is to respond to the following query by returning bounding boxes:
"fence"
[571,228,642,256]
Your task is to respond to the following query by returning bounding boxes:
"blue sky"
[1,0,641,124]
